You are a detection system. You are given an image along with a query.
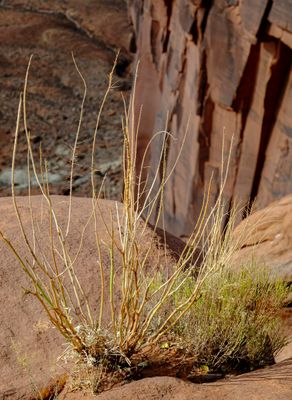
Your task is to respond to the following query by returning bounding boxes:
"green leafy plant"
[0,55,290,393]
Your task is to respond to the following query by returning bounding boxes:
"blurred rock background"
[0,0,132,199]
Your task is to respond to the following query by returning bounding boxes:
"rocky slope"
[129,0,292,237]
[0,0,132,199]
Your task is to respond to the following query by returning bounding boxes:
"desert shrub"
[0,55,290,393]
[172,264,288,373]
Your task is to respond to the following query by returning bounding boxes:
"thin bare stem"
[66,53,88,238]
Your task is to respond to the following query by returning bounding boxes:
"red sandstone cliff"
[128,0,292,237]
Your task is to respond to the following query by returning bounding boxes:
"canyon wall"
[128,0,292,237]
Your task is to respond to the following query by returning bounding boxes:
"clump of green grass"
[173,263,288,373]
[0,55,290,394]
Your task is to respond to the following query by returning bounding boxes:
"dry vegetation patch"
[0,57,290,396]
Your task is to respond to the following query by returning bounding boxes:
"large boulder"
[233,194,292,282]
[0,195,175,398]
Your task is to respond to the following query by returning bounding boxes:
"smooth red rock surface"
[60,359,292,400]
[233,194,292,281]
[0,195,175,398]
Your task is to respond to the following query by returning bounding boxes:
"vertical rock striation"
[128,0,292,237]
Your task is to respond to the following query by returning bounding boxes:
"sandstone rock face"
[128,0,292,237]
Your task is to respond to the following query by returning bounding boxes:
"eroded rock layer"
[129,0,292,237]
